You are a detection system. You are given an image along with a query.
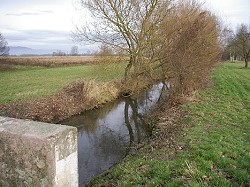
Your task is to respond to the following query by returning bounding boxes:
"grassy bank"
[87,62,250,186]
[0,63,125,103]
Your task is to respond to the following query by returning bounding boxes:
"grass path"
[0,64,124,103]
[87,62,250,186]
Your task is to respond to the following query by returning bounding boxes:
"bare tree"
[74,0,173,79]
[71,45,79,56]
[232,24,250,68]
[220,27,235,61]
[96,43,113,56]
[0,33,10,56]
[52,50,66,56]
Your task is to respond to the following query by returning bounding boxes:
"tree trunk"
[125,62,132,81]
[125,54,137,80]
[245,59,249,68]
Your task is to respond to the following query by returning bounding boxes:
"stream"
[60,82,169,186]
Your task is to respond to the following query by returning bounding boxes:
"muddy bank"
[0,81,120,123]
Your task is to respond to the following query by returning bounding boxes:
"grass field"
[87,62,250,186]
[0,63,125,103]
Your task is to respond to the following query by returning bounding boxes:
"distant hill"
[9,46,91,56]
[9,46,60,56]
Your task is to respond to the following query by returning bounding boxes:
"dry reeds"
[0,56,106,67]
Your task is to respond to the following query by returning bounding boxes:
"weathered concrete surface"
[0,116,78,187]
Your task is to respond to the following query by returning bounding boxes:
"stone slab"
[0,116,78,187]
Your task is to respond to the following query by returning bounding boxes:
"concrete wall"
[0,116,78,187]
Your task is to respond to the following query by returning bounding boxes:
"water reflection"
[60,83,169,186]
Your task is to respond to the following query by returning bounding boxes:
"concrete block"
[0,116,78,187]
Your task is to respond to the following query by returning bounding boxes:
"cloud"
[1,0,64,7]
[38,10,54,14]
[4,29,73,49]
[6,29,70,41]
[6,10,54,16]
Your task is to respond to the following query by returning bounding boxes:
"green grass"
[87,62,250,186]
[0,63,125,103]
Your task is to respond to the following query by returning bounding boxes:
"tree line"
[222,24,250,68]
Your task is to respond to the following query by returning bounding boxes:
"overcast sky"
[0,0,249,51]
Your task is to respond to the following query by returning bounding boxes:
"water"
[60,83,169,186]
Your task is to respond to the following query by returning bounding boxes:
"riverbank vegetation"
[0,80,121,122]
[87,62,250,186]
